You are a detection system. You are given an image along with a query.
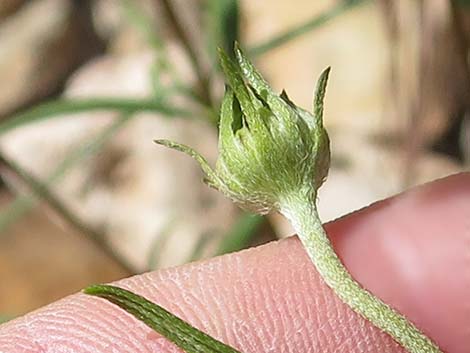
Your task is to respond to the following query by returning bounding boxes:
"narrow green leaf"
[187,231,213,262]
[84,285,241,353]
[204,0,239,63]
[248,0,368,57]
[0,98,191,136]
[216,213,264,255]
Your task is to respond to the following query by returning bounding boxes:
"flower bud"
[156,45,331,214]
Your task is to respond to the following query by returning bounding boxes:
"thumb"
[0,173,468,353]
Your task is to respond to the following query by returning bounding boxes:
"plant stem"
[0,98,191,135]
[0,153,137,275]
[248,0,368,57]
[280,194,442,353]
[158,0,212,106]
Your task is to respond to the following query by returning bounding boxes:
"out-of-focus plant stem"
[0,98,191,136]
[0,152,137,275]
[215,213,265,255]
[158,0,213,107]
[248,0,368,57]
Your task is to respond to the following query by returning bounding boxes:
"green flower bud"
[156,45,331,214]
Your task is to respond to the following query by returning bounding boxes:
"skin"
[0,172,468,353]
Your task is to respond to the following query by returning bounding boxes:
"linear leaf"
[0,98,191,136]
[248,0,368,57]
[85,285,241,353]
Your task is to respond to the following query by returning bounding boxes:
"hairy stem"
[280,195,442,353]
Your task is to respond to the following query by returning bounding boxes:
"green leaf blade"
[0,98,191,136]
[84,285,241,353]
[247,0,368,57]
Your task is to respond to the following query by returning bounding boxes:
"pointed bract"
[234,43,293,123]
[154,139,223,190]
[313,66,331,126]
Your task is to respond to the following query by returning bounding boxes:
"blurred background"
[0,0,468,322]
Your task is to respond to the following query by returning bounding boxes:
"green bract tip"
[156,45,331,214]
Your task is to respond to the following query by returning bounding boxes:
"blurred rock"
[0,0,103,118]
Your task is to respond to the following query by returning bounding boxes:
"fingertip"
[0,173,468,353]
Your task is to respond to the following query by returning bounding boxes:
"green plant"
[85,47,442,353]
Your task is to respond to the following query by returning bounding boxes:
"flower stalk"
[280,193,441,353]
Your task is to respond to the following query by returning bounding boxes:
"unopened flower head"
[156,45,331,214]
